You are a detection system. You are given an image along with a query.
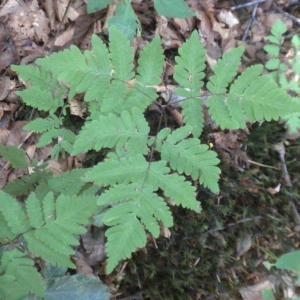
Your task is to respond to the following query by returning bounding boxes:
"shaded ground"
[0,0,300,299]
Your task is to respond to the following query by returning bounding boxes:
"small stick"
[231,0,267,11]
[247,159,280,170]
[242,2,260,41]
[273,2,300,26]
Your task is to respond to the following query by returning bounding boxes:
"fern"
[86,155,198,272]
[9,27,300,280]
[0,191,97,267]
[174,31,206,137]
[0,249,46,299]
[264,20,300,133]
[156,126,220,193]
[73,108,150,155]
[208,51,300,129]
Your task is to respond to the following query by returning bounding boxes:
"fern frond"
[0,213,14,241]
[12,65,66,112]
[174,31,206,137]
[109,26,134,81]
[0,192,29,237]
[0,191,97,268]
[84,154,148,186]
[207,47,244,94]
[36,46,88,96]
[0,249,45,299]
[105,217,146,273]
[25,192,97,267]
[77,35,112,102]
[25,115,62,133]
[137,37,164,86]
[99,183,173,273]
[48,168,87,196]
[72,108,149,155]
[209,65,300,129]
[159,126,220,193]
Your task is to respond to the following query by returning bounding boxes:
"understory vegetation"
[0,0,299,299]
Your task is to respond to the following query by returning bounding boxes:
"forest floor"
[0,0,300,299]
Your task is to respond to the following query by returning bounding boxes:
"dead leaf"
[240,280,274,300]
[156,16,183,49]
[69,99,86,118]
[81,230,105,266]
[0,0,50,44]
[218,9,239,28]
[56,0,80,23]
[0,22,18,70]
[0,76,15,101]
[236,233,252,257]
[54,26,75,47]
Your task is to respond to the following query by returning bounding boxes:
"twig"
[204,216,263,235]
[231,0,267,11]
[247,159,280,170]
[273,142,292,187]
[242,2,260,41]
[49,0,73,53]
[273,2,300,26]
[283,190,300,225]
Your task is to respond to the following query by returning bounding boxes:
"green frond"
[0,191,97,268]
[109,26,134,81]
[137,37,164,85]
[48,168,87,196]
[0,145,28,169]
[0,213,14,241]
[24,193,97,267]
[156,173,199,212]
[72,108,149,155]
[0,192,29,236]
[0,249,46,299]
[174,31,206,137]
[77,35,111,102]
[209,65,300,129]
[105,217,146,273]
[108,0,140,41]
[3,171,51,197]
[99,183,173,273]
[207,47,244,94]
[160,127,220,193]
[36,46,88,95]
[12,65,66,112]
[84,154,148,186]
[25,115,62,133]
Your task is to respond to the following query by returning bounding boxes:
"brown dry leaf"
[218,9,239,28]
[0,0,50,44]
[6,121,28,147]
[81,230,105,266]
[54,26,75,47]
[0,76,15,101]
[156,16,183,49]
[74,252,94,277]
[239,280,274,300]
[0,168,10,189]
[267,184,281,195]
[56,0,80,22]
[69,99,86,117]
[236,233,252,257]
[44,0,56,30]
[0,22,18,70]
[172,18,195,39]
[0,128,9,145]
